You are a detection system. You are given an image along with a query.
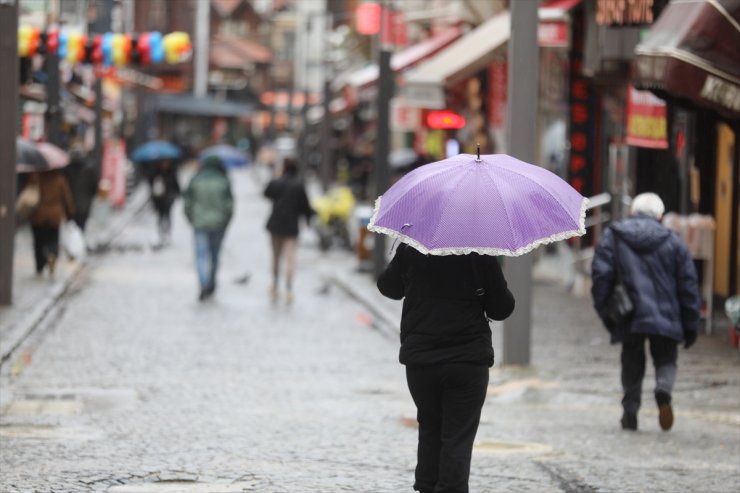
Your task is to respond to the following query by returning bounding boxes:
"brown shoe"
[656,391,673,431]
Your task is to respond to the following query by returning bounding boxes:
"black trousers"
[621,333,678,414]
[31,225,60,273]
[406,363,489,493]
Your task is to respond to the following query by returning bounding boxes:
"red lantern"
[356,3,381,35]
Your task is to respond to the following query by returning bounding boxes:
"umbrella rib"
[429,166,471,248]
[481,166,518,249]
[495,165,576,227]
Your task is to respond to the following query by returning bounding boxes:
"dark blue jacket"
[591,215,700,343]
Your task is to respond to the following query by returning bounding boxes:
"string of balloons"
[18,26,191,67]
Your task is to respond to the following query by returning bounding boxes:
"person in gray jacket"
[184,156,234,301]
[592,192,700,431]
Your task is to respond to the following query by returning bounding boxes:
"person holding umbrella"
[371,151,588,492]
[130,140,183,244]
[16,139,75,276]
[183,155,234,301]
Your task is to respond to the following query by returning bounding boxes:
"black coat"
[264,175,314,237]
[377,244,515,367]
[591,215,700,343]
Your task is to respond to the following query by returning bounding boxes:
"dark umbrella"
[16,138,49,173]
[131,140,182,163]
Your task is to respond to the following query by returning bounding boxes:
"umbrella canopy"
[16,139,49,173]
[130,140,182,163]
[368,153,588,256]
[36,142,70,169]
[199,144,249,168]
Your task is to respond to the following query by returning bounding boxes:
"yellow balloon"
[18,25,31,57]
[66,33,80,63]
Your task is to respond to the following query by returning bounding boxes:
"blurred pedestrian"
[147,159,180,244]
[263,156,314,304]
[184,155,234,301]
[377,244,515,493]
[591,192,700,432]
[27,170,74,276]
[63,149,99,231]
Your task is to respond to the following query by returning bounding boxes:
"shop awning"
[402,11,511,92]
[633,0,740,120]
[346,26,463,90]
[401,1,581,108]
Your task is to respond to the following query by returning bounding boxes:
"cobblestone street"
[1,169,739,492]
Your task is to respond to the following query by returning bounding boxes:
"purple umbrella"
[368,153,588,256]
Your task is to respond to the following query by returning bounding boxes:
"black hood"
[611,215,672,253]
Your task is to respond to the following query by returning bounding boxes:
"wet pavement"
[1,167,738,492]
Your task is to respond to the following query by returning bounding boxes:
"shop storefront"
[632,0,740,300]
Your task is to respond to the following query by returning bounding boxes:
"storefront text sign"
[596,0,654,26]
[626,86,668,149]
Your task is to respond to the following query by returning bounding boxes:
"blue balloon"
[102,32,114,66]
[149,32,164,64]
[57,31,68,59]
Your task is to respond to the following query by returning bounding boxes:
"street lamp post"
[372,2,392,280]
[0,0,18,305]
[502,0,539,366]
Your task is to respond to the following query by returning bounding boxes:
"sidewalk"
[325,235,740,425]
[0,185,150,365]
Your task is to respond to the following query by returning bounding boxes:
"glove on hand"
[684,331,698,349]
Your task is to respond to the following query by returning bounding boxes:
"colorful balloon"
[149,32,164,64]
[163,31,191,64]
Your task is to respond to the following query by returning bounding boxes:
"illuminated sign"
[426,111,466,129]
[596,0,655,26]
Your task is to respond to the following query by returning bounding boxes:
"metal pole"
[372,4,392,280]
[319,12,334,191]
[45,53,62,146]
[502,0,538,366]
[194,0,210,98]
[0,0,19,305]
[91,0,113,171]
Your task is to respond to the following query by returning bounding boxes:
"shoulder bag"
[606,235,634,326]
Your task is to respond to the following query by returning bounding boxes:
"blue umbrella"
[199,144,249,168]
[131,140,182,163]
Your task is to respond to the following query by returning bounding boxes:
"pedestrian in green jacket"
[184,155,234,301]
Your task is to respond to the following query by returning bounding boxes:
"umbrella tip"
[476,143,481,162]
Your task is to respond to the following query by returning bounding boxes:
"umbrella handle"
[476,143,481,162]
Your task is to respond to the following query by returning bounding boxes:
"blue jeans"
[194,229,226,291]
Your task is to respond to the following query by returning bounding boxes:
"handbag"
[15,182,40,218]
[606,236,634,326]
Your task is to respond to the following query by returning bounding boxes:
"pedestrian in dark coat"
[184,156,234,301]
[148,159,180,243]
[28,170,74,275]
[264,157,314,304]
[378,243,515,493]
[592,192,700,432]
[63,149,99,231]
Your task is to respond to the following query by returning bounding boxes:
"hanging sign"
[626,86,668,149]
